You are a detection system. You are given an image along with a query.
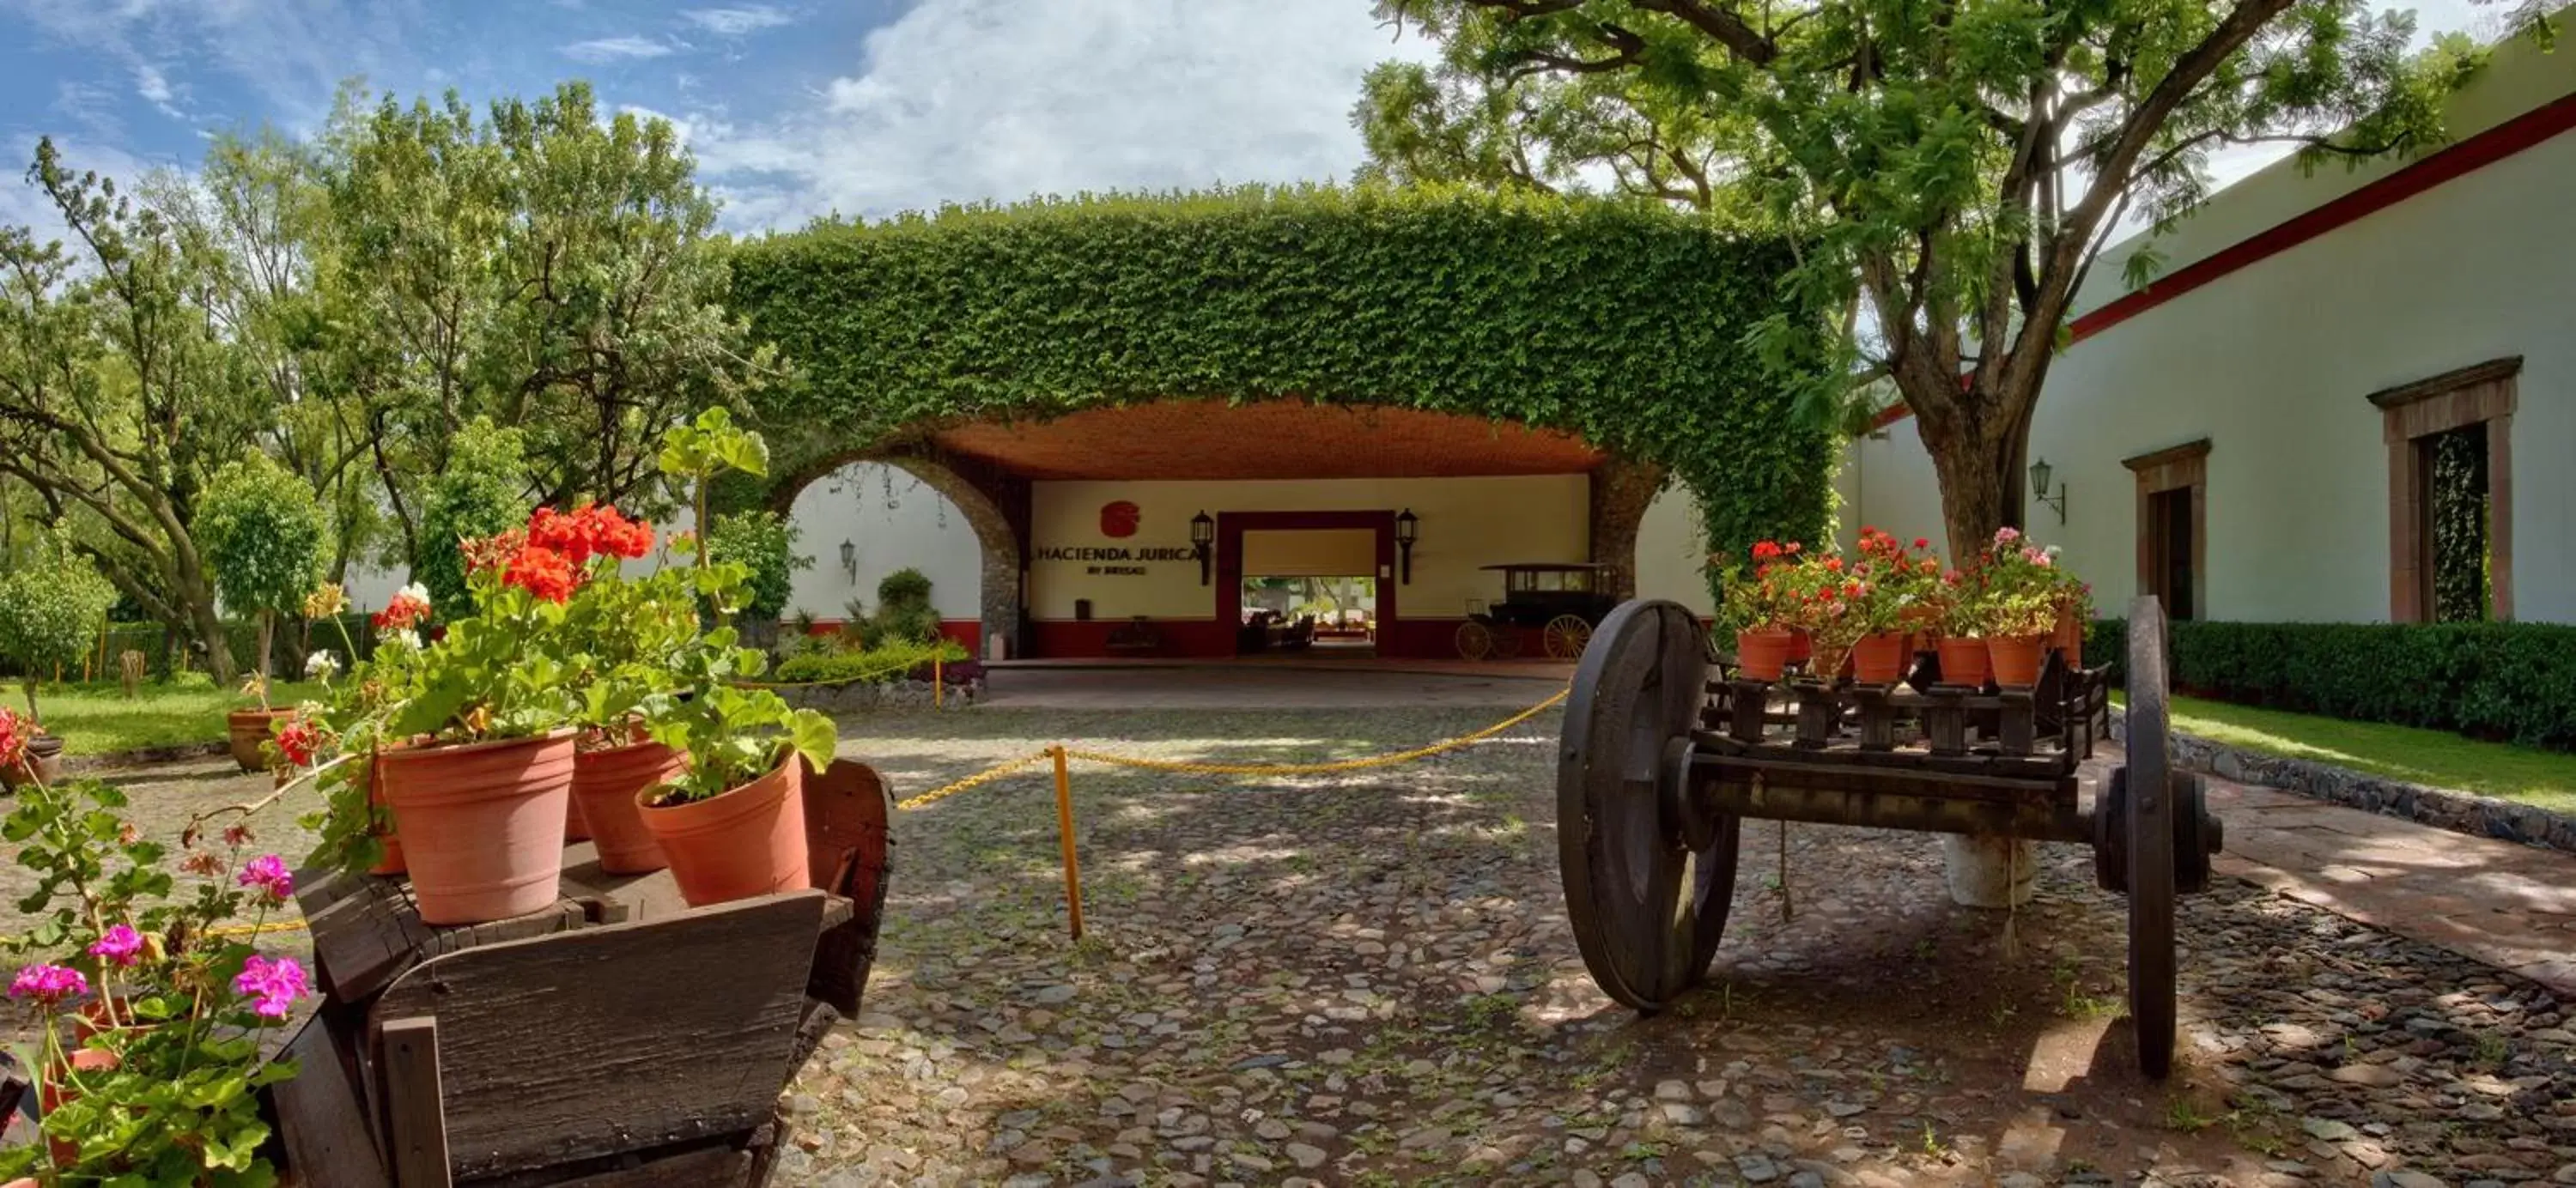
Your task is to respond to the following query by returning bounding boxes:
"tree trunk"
[189,584,235,686]
[21,677,38,724]
[254,610,274,706]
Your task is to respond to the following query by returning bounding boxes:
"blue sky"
[0,0,1425,233]
[0,0,2494,238]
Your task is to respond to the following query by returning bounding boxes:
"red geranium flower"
[501,540,580,603]
[274,717,322,767]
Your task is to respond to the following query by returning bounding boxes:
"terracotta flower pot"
[1735,628,1794,682]
[1989,634,2049,689]
[2,735,64,790]
[40,1046,121,1168]
[1851,631,1911,685]
[1935,636,1992,689]
[2054,607,2087,670]
[1785,627,1814,665]
[573,739,687,875]
[226,708,294,773]
[638,754,810,908]
[376,733,575,924]
[358,753,406,877]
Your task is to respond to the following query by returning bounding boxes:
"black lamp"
[1394,508,1419,585]
[839,538,858,584]
[2029,458,2068,525]
[1190,511,1216,585]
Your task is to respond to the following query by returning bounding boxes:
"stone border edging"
[63,741,231,772]
[2109,715,2576,856]
[781,676,987,714]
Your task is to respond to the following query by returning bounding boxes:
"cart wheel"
[1544,615,1595,661]
[2123,594,2178,1080]
[1455,621,1495,662]
[1558,600,1738,1013]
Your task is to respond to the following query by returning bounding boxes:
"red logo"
[1099,501,1140,539]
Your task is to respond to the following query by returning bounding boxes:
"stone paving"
[9,682,2572,1187]
[775,704,2576,1188]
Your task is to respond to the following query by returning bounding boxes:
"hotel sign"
[1036,544,1195,576]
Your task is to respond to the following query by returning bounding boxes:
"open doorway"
[1229,524,1384,657]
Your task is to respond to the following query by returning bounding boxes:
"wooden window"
[2370,358,2517,622]
[2123,439,2209,621]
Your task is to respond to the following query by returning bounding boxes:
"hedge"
[729,185,1836,573]
[770,639,971,686]
[2088,618,2576,751]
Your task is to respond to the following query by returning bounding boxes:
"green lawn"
[2122,691,2576,814]
[15,682,325,757]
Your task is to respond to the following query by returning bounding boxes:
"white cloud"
[681,6,793,37]
[682,0,1425,230]
[562,35,680,64]
[133,62,185,119]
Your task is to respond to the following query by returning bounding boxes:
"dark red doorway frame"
[1215,511,1399,643]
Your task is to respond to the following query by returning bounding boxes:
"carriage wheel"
[1558,600,1739,1012]
[1455,621,1495,662]
[1544,614,1595,661]
[2123,594,2178,1080]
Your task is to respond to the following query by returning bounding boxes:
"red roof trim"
[1874,85,2576,428]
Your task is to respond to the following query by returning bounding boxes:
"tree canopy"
[1359,0,2533,553]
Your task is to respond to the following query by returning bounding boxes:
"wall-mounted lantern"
[1190,511,1216,585]
[840,538,858,584]
[2028,458,2069,526]
[1394,508,1419,585]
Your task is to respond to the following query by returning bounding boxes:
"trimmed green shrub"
[2091,617,2576,751]
[192,452,332,682]
[730,185,1834,573]
[418,419,534,617]
[0,531,119,719]
[771,638,968,685]
[707,509,810,621]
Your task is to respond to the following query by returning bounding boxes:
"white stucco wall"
[1850,37,2576,623]
[781,462,984,622]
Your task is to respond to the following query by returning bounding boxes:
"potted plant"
[362,530,585,924]
[2053,574,2096,670]
[1974,528,2069,689]
[1849,528,1941,683]
[191,452,332,772]
[0,531,116,786]
[0,750,306,1183]
[548,504,696,873]
[1717,542,1797,681]
[1929,565,1993,690]
[632,408,838,906]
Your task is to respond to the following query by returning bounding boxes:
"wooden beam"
[380,1016,452,1188]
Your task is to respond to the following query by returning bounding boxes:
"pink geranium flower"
[9,963,89,1004]
[232,955,309,1020]
[88,924,143,967]
[236,854,294,902]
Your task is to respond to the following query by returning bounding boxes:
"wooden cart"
[269,758,895,1186]
[1455,562,1620,662]
[1556,597,2221,1078]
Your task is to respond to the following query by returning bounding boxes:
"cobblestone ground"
[15,708,2569,1188]
[781,706,2576,1188]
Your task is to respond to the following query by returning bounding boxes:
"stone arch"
[770,446,1025,659]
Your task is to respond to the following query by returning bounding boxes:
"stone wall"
[2111,717,2576,856]
[782,677,988,715]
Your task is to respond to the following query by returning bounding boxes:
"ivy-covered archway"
[729,185,1833,609]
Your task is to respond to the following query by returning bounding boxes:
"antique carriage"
[1557,596,2221,1078]
[1455,562,1619,661]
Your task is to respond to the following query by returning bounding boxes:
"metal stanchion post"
[1051,745,1084,941]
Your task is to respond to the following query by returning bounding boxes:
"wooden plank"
[274,1015,394,1188]
[1854,686,1894,751]
[370,892,826,1182]
[1698,754,2070,805]
[520,1143,753,1188]
[1794,683,1835,748]
[306,874,587,1004]
[1702,777,2090,843]
[380,1017,452,1188]
[1726,680,1767,742]
[1999,691,2035,755]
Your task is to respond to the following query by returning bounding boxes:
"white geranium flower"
[397,582,431,609]
[305,651,341,681]
[388,628,422,651]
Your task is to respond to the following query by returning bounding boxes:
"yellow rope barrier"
[207,918,309,939]
[893,750,1055,811]
[1060,688,1568,777]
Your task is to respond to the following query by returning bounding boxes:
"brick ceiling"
[932,401,1606,481]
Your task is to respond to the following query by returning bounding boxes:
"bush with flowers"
[0,724,307,1183]
[1971,527,2069,639]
